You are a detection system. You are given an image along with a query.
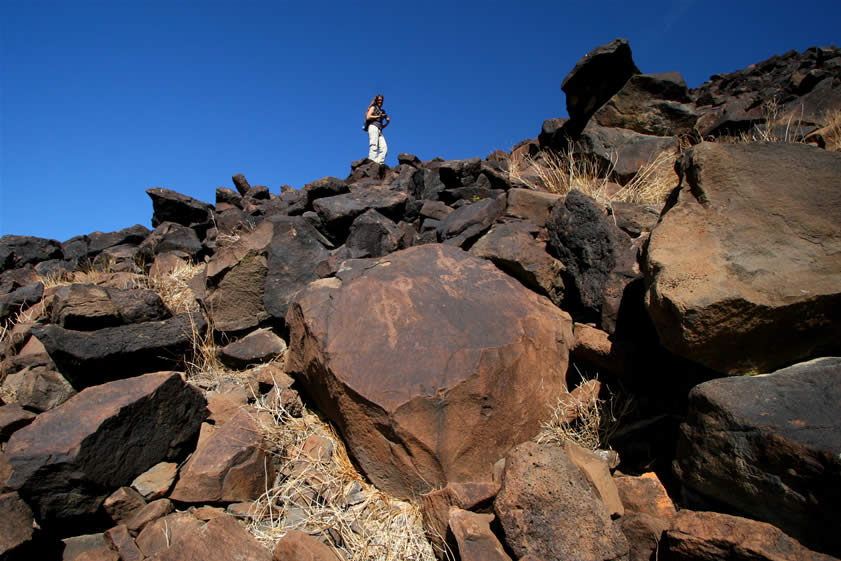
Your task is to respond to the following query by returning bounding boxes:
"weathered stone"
[674,357,841,555]
[504,188,562,226]
[304,176,350,205]
[272,529,344,561]
[287,244,573,498]
[86,225,150,257]
[2,366,76,412]
[146,188,214,233]
[563,441,623,518]
[169,408,275,503]
[571,323,630,377]
[562,38,641,129]
[105,525,142,561]
[125,499,173,535]
[0,404,36,443]
[206,388,249,426]
[614,472,676,561]
[30,312,206,388]
[645,143,841,374]
[448,508,512,561]
[0,491,35,559]
[0,235,63,272]
[102,487,147,526]
[470,220,564,306]
[217,327,287,369]
[422,482,501,559]
[146,514,272,561]
[138,222,203,260]
[345,209,404,258]
[664,510,837,561]
[494,441,629,561]
[131,462,177,501]
[48,284,170,330]
[547,190,637,326]
[313,187,407,243]
[61,533,109,561]
[232,173,251,196]
[0,281,44,323]
[436,196,503,247]
[136,511,203,558]
[593,72,697,136]
[0,372,207,531]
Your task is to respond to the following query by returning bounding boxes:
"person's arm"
[382,113,391,128]
[365,106,378,121]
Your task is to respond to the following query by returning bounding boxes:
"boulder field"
[1,39,840,561]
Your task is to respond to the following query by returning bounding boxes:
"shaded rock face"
[644,142,841,374]
[0,372,207,533]
[494,441,629,561]
[674,357,841,557]
[562,38,641,131]
[287,244,573,498]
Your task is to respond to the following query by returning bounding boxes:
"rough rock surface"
[645,142,841,374]
[674,357,841,556]
[0,372,207,531]
[494,441,629,561]
[664,510,838,561]
[287,244,573,497]
[448,508,512,561]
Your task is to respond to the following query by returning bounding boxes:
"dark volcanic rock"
[0,235,63,272]
[436,196,503,247]
[30,312,205,389]
[0,281,43,323]
[575,123,679,184]
[138,222,203,260]
[313,187,407,243]
[674,357,841,556]
[345,208,404,258]
[86,225,151,256]
[0,491,36,560]
[49,283,171,330]
[0,372,207,533]
[217,327,287,369]
[146,188,214,234]
[0,404,37,443]
[562,38,641,131]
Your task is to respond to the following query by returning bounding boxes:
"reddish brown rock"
[125,499,174,535]
[130,462,177,500]
[0,372,206,532]
[494,441,628,561]
[217,327,287,369]
[205,388,248,426]
[168,408,275,503]
[102,487,147,526]
[146,514,272,561]
[272,529,344,561]
[664,510,837,561]
[104,524,142,561]
[0,491,35,560]
[136,511,203,558]
[563,441,623,518]
[448,508,512,561]
[422,481,501,558]
[2,366,76,412]
[287,244,574,498]
[571,323,630,377]
[645,142,841,374]
[0,404,36,443]
[504,188,562,227]
[614,472,676,561]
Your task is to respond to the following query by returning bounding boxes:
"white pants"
[367,124,387,164]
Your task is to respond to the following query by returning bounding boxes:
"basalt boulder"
[644,142,841,374]
[286,244,573,498]
[0,372,207,533]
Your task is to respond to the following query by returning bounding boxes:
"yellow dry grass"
[507,143,678,208]
[245,395,437,561]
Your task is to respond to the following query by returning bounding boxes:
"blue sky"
[2,0,839,242]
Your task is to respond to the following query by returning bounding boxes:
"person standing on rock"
[364,94,390,164]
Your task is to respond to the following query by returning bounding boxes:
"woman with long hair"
[364,94,390,164]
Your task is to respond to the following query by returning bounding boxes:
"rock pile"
[1,38,840,561]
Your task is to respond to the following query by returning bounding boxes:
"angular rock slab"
[144,514,271,561]
[674,357,841,556]
[287,244,573,498]
[494,441,629,561]
[0,372,207,531]
[645,142,841,374]
[664,510,837,561]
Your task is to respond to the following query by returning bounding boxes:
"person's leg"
[377,132,387,164]
[368,125,380,161]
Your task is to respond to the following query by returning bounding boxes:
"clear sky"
[2,0,839,242]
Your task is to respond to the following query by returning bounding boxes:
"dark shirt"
[366,106,387,130]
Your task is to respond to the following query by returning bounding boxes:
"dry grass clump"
[537,385,604,451]
[246,396,436,561]
[508,144,677,208]
[818,109,841,152]
[135,259,203,315]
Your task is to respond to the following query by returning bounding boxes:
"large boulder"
[674,357,841,556]
[574,123,679,184]
[145,188,214,234]
[494,441,629,561]
[562,38,641,131]
[0,372,207,532]
[0,235,63,272]
[287,244,573,498]
[644,142,841,374]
